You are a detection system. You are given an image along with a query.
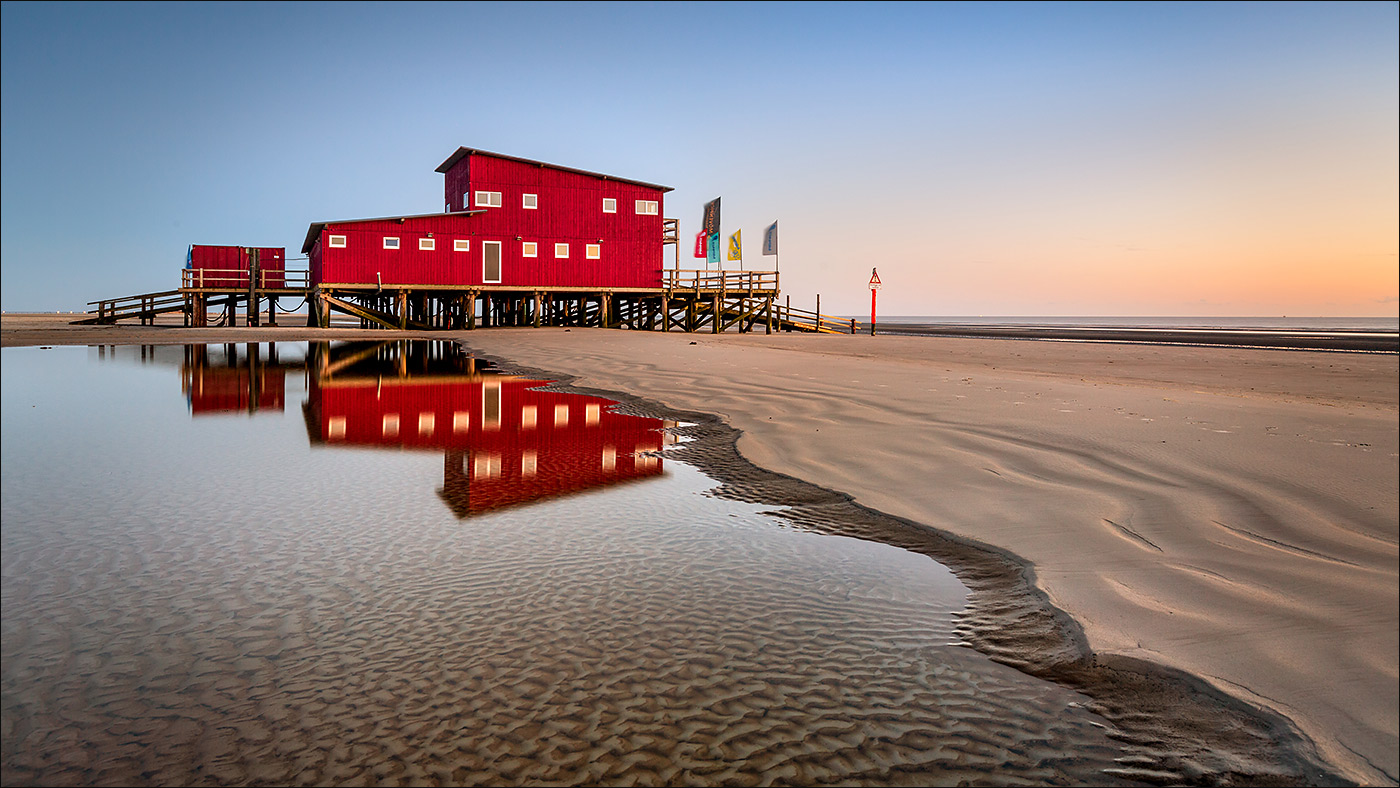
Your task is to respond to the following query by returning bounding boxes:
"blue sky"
[3,1,1396,315]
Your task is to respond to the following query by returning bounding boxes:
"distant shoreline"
[856,322,1399,353]
[3,312,1397,353]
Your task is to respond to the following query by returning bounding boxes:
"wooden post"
[268,296,277,326]
[816,294,821,332]
[766,296,773,334]
[468,292,477,330]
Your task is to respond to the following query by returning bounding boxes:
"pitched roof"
[434,147,673,193]
[301,210,486,254]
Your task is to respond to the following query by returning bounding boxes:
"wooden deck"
[77,268,862,334]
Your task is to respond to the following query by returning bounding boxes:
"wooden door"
[483,241,502,284]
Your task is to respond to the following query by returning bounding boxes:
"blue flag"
[706,229,721,265]
[762,221,778,255]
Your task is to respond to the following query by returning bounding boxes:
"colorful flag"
[727,230,742,261]
[702,197,721,235]
[706,230,720,265]
[694,230,708,258]
[762,221,778,256]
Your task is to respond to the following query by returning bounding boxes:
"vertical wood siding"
[189,245,286,287]
[313,152,666,289]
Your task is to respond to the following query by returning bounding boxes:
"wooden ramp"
[72,290,186,325]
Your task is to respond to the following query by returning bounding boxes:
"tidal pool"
[2,341,1139,786]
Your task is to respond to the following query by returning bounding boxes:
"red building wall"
[307,149,669,290]
[188,245,285,288]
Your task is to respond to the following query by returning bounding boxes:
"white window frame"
[453,239,470,252]
[522,241,538,258]
[634,199,658,215]
[554,242,569,259]
[602,198,617,213]
[585,244,601,260]
[328,235,347,248]
[383,236,400,250]
[419,238,435,251]
[475,190,502,208]
[522,193,538,209]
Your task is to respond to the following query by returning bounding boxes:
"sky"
[2,1,1396,316]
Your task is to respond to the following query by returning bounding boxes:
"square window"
[419,238,435,251]
[475,190,502,207]
[454,239,470,252]
[523,193,538,209]
[383,237,400,249]
[522,242,537,257]
[602,198,617,213]
[554,242,569,259]
[585,244,601,259]
[328,235,347,248]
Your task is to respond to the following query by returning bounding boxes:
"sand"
[4,314,1397,785]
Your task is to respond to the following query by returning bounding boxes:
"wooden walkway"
[77,268,862,334]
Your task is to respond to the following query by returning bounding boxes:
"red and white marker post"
[868,268,881,335]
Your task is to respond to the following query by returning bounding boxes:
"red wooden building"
[303,341,668,517]
[304,148,671,291]
[86,147,797,333]
[187,245,285,288]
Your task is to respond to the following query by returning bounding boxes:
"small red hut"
[187,245,285,288]
[304,148,671,291]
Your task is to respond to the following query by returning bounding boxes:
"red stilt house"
[303,148,671,291]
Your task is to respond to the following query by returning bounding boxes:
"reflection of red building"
[303,341,668,517]
[181,344,287,416]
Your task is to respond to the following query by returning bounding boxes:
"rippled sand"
[2,462,1137,787]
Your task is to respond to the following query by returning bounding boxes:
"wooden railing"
[664,269,779,293]
[78,290,187,324]
[775,303,860,334]
[182,268,310,289]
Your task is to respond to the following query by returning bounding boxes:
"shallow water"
[3,341,1141,786]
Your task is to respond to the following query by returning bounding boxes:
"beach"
[3,314,1397,785]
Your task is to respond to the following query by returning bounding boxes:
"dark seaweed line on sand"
[466,343,1349,788]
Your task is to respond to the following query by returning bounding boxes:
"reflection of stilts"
[180,342,293,416]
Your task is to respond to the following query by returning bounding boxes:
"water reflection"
[3,342,1142,787]
[301,341,668,516]
[183,343,287,416]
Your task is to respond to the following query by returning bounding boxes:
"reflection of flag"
[693,230,708,258]
[702,197,721,235]
[727,230,742,261]
[762,221,778,255]
[706,230,720,265]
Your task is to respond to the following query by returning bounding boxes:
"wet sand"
[3,314,1397,785]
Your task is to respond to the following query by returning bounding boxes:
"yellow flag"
[727,229,742,261]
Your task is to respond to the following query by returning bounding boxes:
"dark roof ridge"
[434,147,674,192]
